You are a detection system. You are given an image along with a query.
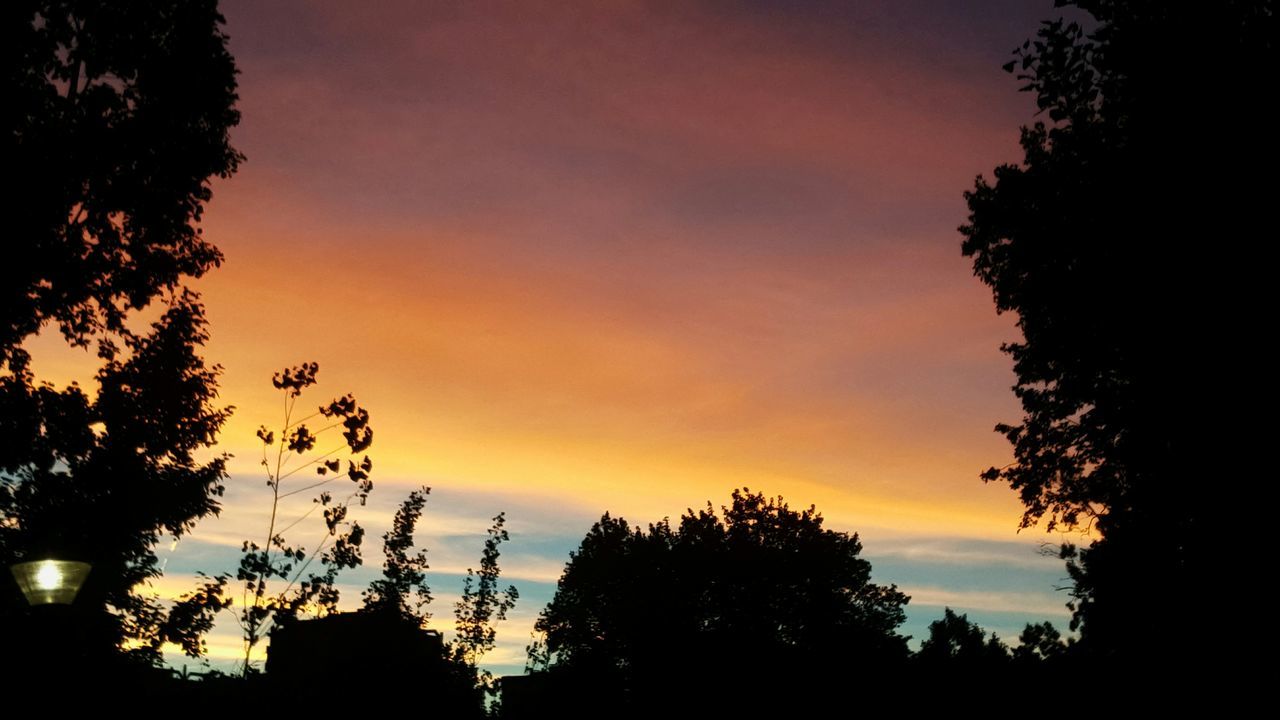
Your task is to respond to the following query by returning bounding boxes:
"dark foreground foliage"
[960,0,1274,665]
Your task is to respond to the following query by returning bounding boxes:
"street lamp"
[9,559,91,606]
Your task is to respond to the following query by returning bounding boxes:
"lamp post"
[9,559,92,606]
[3,559,94,678]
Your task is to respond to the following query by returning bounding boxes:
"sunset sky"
[29,0,1088,675]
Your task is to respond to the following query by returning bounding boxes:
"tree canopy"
[916,608,1009,667]
[3,0,242,362]
[960,0,1272,661]
[1,0,241,666]
[531,489,910,704]
[0,295,230,664]
[363,487,433,624]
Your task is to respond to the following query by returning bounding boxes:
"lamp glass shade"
[10,560,92,605]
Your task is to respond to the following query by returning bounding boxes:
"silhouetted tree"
[363,486,433,623]
[959,0,1272,662]
[0,294,231,664]
[1013,620,1069,665]
[530,489,909,707]
[916,608,1009,667]
[4,0,242,362]
[361,497,515,714]
[2,0,241,666]
[226,363,374,674]
[449,512,519,701]
[153,364,375,672]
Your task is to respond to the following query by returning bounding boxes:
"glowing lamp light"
[9,560,92,606]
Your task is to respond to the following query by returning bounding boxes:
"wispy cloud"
[864,536,1069,571]
[901,586,1072,619]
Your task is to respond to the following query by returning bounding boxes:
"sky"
[28,0,1089,676]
